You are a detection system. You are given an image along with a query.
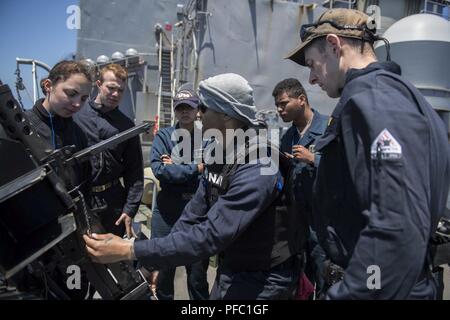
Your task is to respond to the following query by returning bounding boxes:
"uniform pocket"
[370,159,405,231]
[381,160,404,202]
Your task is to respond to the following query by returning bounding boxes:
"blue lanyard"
[46,109,57,149]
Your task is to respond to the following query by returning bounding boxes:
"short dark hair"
[40,78,47,95]
[272,78,308,103]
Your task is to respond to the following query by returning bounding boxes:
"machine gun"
[0,80,153,299]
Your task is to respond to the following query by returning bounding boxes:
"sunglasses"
[198,103,208,113]
[299,20,366,41]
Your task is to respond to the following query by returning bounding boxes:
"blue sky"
[0,0,78,109]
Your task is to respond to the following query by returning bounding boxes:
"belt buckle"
[92,182,112,193]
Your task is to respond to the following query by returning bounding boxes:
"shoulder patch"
[370,129,402,160]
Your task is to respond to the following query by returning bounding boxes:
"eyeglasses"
[199,104,208,114]
[299,20,365,41]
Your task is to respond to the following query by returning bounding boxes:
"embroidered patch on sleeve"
[370,129,402,160]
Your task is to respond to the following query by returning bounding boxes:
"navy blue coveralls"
[149,124,209,300]
[280,109,328,213]
[313,62,450,299]
[135,152,301,299]
[74,100,144,236]
[280,109,328,294]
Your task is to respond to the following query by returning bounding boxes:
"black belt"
[91,179,120,193]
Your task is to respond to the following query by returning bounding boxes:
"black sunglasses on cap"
[298,19,388,60]
[299,19,366,41]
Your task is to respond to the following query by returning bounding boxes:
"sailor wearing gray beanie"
[198,73,263,127]
[83,72,304,300]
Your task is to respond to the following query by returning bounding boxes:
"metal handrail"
[16,58,51,103]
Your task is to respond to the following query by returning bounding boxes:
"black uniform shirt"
[26,99,90,189]
[74,100,143,217]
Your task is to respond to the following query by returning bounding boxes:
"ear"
[222,114,233,122]
[222,114,238,129]
[43,79,53,95]
[297,94,307,106]
[325,34,342,58]
[96,79,102,88]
